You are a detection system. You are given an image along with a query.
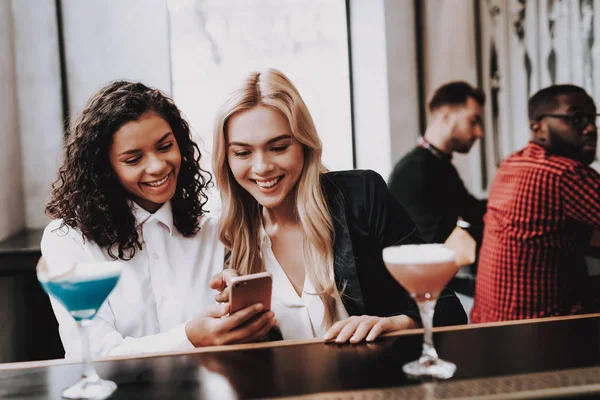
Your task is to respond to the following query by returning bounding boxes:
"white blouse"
[260,227,349,340]
[41,202,225,359]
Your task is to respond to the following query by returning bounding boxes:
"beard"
[547,128,597,165]
[449,136,475,154]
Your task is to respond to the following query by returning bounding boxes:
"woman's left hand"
[324,315,418,344]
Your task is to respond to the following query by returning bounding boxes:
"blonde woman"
[211,69,467,343]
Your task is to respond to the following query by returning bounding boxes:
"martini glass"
[38,260,124,399]
[383,244,459,379]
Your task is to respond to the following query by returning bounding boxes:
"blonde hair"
[213,68,339,327]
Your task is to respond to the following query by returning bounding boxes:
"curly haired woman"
[42,81,275,358]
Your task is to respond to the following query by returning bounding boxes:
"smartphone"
[229,272,273,314]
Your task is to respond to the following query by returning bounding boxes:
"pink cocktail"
[383,244,459,379]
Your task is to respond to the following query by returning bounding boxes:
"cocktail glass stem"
[417,299,439,366]
[79,320,99,383]
[402,295,456,379]
[60,319,116,399]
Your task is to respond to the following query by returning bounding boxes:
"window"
[168,0,353,177]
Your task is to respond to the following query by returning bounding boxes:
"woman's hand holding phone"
[184,269,276,347]
[185,301,275,347]
[210,269,273,313]
[210,268,240,303]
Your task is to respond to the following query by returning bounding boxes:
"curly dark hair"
[46,80,212,260]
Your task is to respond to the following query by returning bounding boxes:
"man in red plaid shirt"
[471,85,600,323]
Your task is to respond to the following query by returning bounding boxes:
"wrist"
[389,314,420,330]
[184,321,195,346]
[185,320,203,347]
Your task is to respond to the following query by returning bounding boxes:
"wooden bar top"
[1,314,599,399]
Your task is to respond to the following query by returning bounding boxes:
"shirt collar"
[130,201,175,236]
[418,137,453,161]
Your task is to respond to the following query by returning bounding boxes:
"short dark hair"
[428,81,486,113]
[528,84,590,120]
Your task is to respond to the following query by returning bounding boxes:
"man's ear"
[439,108,450,122]
[439,107,456,131]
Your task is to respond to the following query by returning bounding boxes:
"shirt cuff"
[170,321,195,351]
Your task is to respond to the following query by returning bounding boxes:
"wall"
[350,0,483,192]
[350,0,421,180]
[0,0,24,364]
[479,0,600,173]
[11,0,64,230]
[421,0,486,197]
[7,0,173,230]
[384,0,422,170]
[61,0,172,117]
[0,0,25,241]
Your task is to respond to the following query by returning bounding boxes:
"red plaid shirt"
[471,142,600,323]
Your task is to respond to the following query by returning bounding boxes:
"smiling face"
[226,105,304,213]
[108,112,181,213]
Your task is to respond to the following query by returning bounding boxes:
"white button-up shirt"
[41,202,225,359]
[260,227,349,340]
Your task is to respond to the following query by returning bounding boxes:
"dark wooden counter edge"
[1,312,598,372]
[281,370,600,400]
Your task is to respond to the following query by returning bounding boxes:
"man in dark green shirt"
[388,81,487,251]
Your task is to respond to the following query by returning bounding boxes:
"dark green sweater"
[388,146,487,245]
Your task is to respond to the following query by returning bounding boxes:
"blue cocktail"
[38,260,124,399]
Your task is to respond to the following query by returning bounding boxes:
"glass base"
[61,377,117,399]
[403,358,456,380]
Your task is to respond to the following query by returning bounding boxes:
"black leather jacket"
[322,169,467,327]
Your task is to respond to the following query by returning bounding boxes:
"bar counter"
[1,313,599,399]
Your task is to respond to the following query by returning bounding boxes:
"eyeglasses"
[537,113,600,130]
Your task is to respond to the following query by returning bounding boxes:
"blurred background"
[0,0,599,362]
